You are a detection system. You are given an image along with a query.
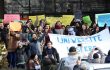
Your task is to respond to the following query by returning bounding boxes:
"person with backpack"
[58,46,81,70]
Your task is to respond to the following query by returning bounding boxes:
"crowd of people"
[0,18,109,70]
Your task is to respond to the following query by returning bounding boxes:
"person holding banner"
[54,21,64,34]
[91,26,100,35]
[80,24,91,36]
[67,26,76,35]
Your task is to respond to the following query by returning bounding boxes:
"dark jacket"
[16,46,26,65]
[105,55,110,63]
[42,47,60,65]
[0,27,9,46]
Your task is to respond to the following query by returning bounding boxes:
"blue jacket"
[30,40,41,56]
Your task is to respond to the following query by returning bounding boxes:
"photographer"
[88,47,105,63]
[16,37,29,69]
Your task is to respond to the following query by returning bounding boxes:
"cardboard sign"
[9,22,22,31]
[83,16,92,26]
[96,13,110,27]
[61,15,74,26]
[4,14,20,24]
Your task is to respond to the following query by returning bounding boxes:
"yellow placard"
[9,22,22,31]
[46,15,74,27]
[46,17,62,27]
[61,15,74,26]
[37,15,45,25]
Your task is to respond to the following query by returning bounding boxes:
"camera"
[77,44,82,46]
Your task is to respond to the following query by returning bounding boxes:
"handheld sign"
[9,22,22,31]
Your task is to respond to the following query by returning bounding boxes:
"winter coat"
[58,52,81,70]
[42,47,60,65]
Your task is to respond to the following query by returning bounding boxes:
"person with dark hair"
[53,21,64,34]
[58,46,81,70]
[105,50,110,63]
[0,24,9,48]
[63,25,70,35]
[39,19,46,28]
[91,26,100,35]
[29,34,43,60]
[73,61,90,70]
[42,41,59,70]
[7,32,21,69]
[16,36,29,69]
[26,54,41,70]
[88,47,105,63]
[93,53,99,59]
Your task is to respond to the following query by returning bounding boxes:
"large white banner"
[49,28,110,59]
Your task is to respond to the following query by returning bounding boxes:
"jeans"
[7,52,16,68]
[17,64,25,69]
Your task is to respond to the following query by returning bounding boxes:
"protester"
[26,53,41,70]
[67,26,76,35]
[0,15,109,70]
[58,46,81,70]
[42,41,59,70]
[74,22,82,36]
[88,47,105,63]
[26,19,35,31]
[80,24,90,36]
[30,34,43,60]
[0,24,9,48]
[7,32,20,69]
[91,26,100,35]
[64,25,70,35]
[43,24,52,46]
[16,36,29,69]
[39,19,46,28]
[54,21,64,34]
